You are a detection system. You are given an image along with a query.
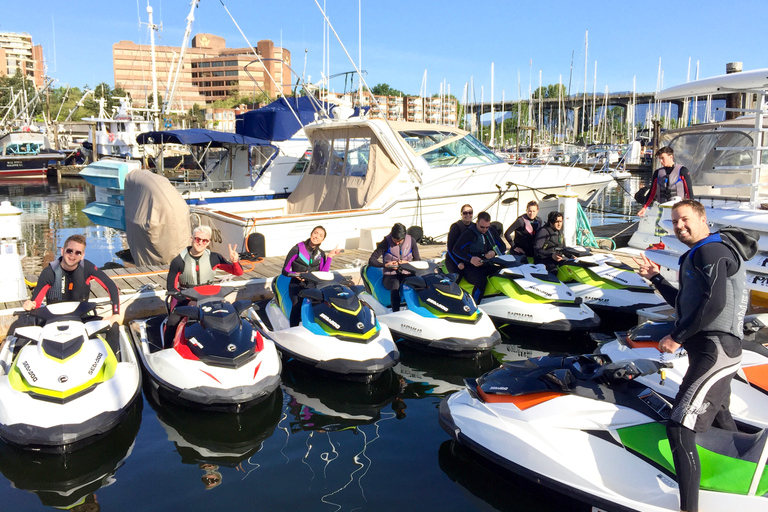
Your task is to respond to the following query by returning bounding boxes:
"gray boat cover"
[125,169,190,266]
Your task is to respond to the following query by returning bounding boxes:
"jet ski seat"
[697,426,768,465]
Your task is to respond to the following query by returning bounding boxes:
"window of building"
[225,70,238,76]
[213,81,223,87]
[211,61,223,67]
[199,62,210,68]
[225,60,237,66]
[212,70,224,77]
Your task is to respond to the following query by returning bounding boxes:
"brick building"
[0,32,45,88]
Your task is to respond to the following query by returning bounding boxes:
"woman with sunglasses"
[164,226,243,341]
[24,234,121,323]
[368,223,421,312]
[445,204,474,276]
[281,225,340,327]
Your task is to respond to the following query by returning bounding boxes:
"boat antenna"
[219,0,312,127]
[312,0,420,181]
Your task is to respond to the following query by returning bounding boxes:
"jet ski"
[595,317,768,427]
[457,254,599,331]
[252,271,399,381]
[359,261,501,355]
[556,246,665,316]
[0,399,141,509]
[0,301,141,450]
[440,353,768,512]
[128,285,281,412]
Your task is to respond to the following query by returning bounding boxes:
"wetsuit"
[446,220,472,275]
[30,258,120,314]
[452,225,506,303]
[504,214,542,258]
[368,234,420,312]
[282,241,333,327]
[649,229,756,512]
[165,248,243,341]
[534,224,564,273]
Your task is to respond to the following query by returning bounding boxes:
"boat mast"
[162,0,200,118]
[581,30,587,141]
[147,3,160,129]
[490,62,495,147]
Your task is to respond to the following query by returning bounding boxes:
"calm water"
[0,175,649,512]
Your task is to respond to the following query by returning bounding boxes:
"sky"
[2,0,766,103]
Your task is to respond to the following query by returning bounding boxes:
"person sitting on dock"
[504,201,542,259]
[534,211,565,273]
[452,212,506,304]
[368,223,421,312]
[164,225,243,341]
[445,204,474,277]
[637,146,693,218]
[23,234,121,350]
[282,226,340,327]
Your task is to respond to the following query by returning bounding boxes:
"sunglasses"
[64,248,83,256]
[462,211,473,215]
[193,237,211,244]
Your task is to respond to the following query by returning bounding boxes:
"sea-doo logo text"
[426,298,448,312]
[319,313,340,329]
[530,287,553,297]
[401,324,422,335]
[58,375,68,383]
[88,353,104,375]
[22,361,37,382]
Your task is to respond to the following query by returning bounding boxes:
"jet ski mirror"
[175,305,200,322]
[298,288,324,303]
[542,368,575,391]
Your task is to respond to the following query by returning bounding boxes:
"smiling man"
[635,199,758,512]
[24,234,120,323]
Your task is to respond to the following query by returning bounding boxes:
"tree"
[370,83,406,97]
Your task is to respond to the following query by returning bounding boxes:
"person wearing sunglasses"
[24,234,120,324]
[504,200,542,259]
[452,211,506,304]
[164,225,243,341]
[282,225,340,327]
[368,223,421,312]
[445,204,475,276]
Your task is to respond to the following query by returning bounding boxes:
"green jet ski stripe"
[617,422,768,495]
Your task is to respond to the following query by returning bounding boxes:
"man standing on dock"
[637,146,693,218]
[635,199,757,512]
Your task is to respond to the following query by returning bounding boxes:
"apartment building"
[113,34,291,111]
[327,90,457,126]
[0,32,45,88]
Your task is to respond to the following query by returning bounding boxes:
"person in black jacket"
[534,211,565,273]
[452,211,506,304]
[635,199,756,512]
[368,223,421,312]
[504,201,542,258]
[446,204,474,275]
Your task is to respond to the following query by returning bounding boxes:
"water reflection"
[0,177,127,274]
[0,400,142,510]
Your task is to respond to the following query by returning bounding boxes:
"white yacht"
[180,117,613,258]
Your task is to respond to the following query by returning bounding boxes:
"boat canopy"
[136,129,272,147]
[236,97,326,142]
[287,124,401,214]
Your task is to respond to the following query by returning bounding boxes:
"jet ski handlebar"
[14,301,100,324]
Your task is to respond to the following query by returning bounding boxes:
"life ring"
[108,132,115,142]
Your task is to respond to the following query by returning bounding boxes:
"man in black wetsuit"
[24,234,120,321]
[445,204,474,276]
[452,211,506,304]
[636,199,757,512]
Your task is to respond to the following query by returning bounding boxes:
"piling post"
[725,62,743,121]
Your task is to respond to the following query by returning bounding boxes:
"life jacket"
[676,233,747,339]
[179,248,215,288]
[47,259,87,303]
[464,224,504,259]
[288,241,325,273]
[537,225,564,253]
[512,215,541,256]
[383,234,413,275]
[655,164,686,203]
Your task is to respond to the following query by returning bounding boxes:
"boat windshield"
[398,130,503,168]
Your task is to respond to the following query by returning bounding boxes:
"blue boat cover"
[236,97,326,142]
[135,128,272,147]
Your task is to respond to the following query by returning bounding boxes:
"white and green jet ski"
[0,302,141,450]
[556,246,665,316]
[457,254,600,331]
[440,353,768,512]
[359,261,501,355]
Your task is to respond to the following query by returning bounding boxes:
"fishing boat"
[0,130,66,178]
[80,97,154,161]
[171,117,612,259]
[628,68,768,295]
